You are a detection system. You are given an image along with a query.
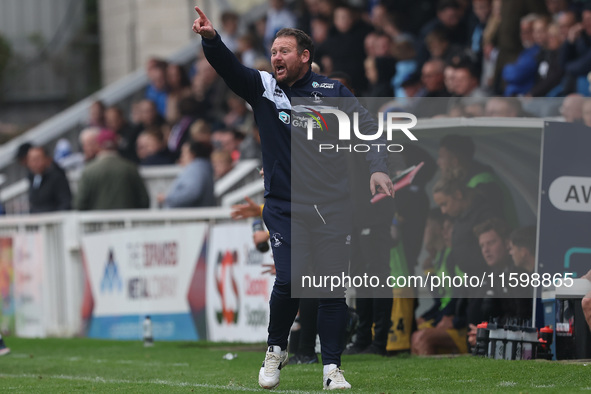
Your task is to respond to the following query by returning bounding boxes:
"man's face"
[437,146,458,175]
[509,241,527,269]
[105,109,123,131]
[433,191,463,218]
[558,12,576,41]
[271,36,309,85]
[438,7,460,28]
[422,63,444,92]
[27,148,49,175]
[334,8,354,33]
[479,230,508,267]
[473,0,491,24]
[453,68,476,97]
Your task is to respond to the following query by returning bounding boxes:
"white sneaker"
[0,347,10,356]
[258,345,288,389]
[323,367,351,390]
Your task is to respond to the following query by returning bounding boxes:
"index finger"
[194,6,208,20]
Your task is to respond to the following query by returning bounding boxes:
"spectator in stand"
[443,64,457,95]
[401,73,423,99]
[86,100,106,128]
[79,127,101,163]
[263,0,297,52]
[211,128,244,162]
[26,146,72,213]
[557,10,577,42]
[469,0,492,59]
[157,141,215,208]
[560,4,591,94]
[223,92,255,134]
[136,126,176,166]
[137,99,166,130]
[16,142,33,169]
[310,15,331,47]
[559,93,584,122]
[167,97,201,160]
[190,57,228,123]
[218,11,240,53]
[492,0,547,95]
[75,129,149,210]
[417,59,450,110]
[105,105,140,163]
[528,22,564,97]
[363,56,396,99]
[391,39,418,98]
[211,150,234,180]
[480,0,502,93]
[502,14,545,96]
[412,59,450,115]
[239,124,263,161]
[53,138,84,171]
[453,62,487,98]
[424,28,465,66]
[318,5,373,93]
[189,119,212,143]
[237,33,265,68]
[417,0,468,67]
[165,63,192,125]
[365,31,394,58]
[546,0,569,17]
[582,98,591,127]
[145,58,168,117]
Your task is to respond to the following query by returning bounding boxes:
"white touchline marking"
[4,353,189,367]
[0,374,310,393]
[498,381,517,387]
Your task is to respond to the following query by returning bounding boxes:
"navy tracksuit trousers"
[262,197,351,366]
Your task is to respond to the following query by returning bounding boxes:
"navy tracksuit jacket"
[202,33,389,364]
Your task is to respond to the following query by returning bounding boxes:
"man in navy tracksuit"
[193,7,393,390]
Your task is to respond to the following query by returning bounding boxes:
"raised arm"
[192,7,216,39]
[192,6,263,103]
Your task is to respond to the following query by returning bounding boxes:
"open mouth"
[275,65,286,76]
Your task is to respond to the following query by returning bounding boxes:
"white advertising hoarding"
[81,224,207,340]
[206,223,274,342]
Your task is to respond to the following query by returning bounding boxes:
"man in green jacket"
[75,129,150,210]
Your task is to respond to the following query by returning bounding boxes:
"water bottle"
[143,316,154,347]
[472,321,489,357]
[252,219,270,252]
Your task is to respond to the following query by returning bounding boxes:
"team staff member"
[192,7,393,391]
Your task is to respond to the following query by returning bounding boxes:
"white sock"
[323,363,338,375]
[269,345,282,354]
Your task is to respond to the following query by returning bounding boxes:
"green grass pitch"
[0,338,589,392]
